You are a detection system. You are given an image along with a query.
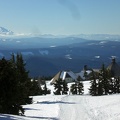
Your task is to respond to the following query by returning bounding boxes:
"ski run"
[1,81,120,120]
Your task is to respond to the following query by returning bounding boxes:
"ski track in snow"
[58,95,120,120]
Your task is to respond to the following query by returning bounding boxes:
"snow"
[99,41,107,44]
[95,56,100,59]
[23,95,63,120]
[39,50,49,55]
[0,27,13,35]
[58,95,120,120]
[1,81,120,120]
[65,54,72,59]
[50,46,56,48]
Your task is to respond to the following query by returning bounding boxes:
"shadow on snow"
[24,108,40,111]
[0,114,58,120]
[27,116,58,120]
[36,101,76,104]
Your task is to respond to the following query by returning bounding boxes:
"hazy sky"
[0,0,120,35]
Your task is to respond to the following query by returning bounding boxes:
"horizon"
[1,27,120,41]
[0,0,120,35]
[1,26,120,38]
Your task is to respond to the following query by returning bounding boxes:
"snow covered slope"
[59,95,120,120]
[1,81,120,120]
[0,27,14,35]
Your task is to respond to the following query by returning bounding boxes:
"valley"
[0,34,120,77]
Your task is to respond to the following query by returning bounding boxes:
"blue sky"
[0,0,120,35]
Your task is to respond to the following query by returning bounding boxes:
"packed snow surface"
[1,81,120,120]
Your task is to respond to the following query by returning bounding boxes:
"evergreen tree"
[89,64,112,96]
[76,76,84,95]
[29,78,43,96]
[11,53,15,64]
[97,79,103,95]
[53,79,68,95]
[43,82,48,95]
[70,83,77,95]
[62,80,69,95]
[84,71,88,80]
[43,83,51,95]
[70,79,84,95]
[15,54,32,105]
[53,79,63,95]
[116,77,120,93]
[99,64,110,95]
[0,54,43,115]
[77,81,84,95]
[89,70,98,96]
[113,77,120,93]
[108,78,114,94]
[0,58,24,115]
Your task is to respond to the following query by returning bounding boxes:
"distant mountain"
[0,28,120,77]
[0,27,14,35]
[0,27,120,40]
[71,34,120,40]
[0,36,87,50]
[0,39,120,77]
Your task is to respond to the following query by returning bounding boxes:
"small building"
[50,70,78,84]
[78,65,100,80]
[107,58,120,77]
[76,70,91,80]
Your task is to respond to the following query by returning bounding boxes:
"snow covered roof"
[50,70,78,84]
[76,70,92,80]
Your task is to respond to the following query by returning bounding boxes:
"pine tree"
[70,83,77,95]
[89,70,98,96]
[15,54,32,105]
[89,80,98,96]
[53,79,68,95]
[70,81,84,95]
[76,76,84,95]
[108,78,114,94]
[53,79,63,95]
[0,54,38,115]
[62,80,69,95]
[114,77,120,93]
[0,58,24,115]
[77,81,84,95]
[29,78,43,96]
[43,82,48,95]
[97,79,103,95]
[99,64,110,95]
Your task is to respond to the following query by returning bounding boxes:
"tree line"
[89,64,120,96]
[53,78,84,95]
[0,54,50,115]
[1,54,120,116]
